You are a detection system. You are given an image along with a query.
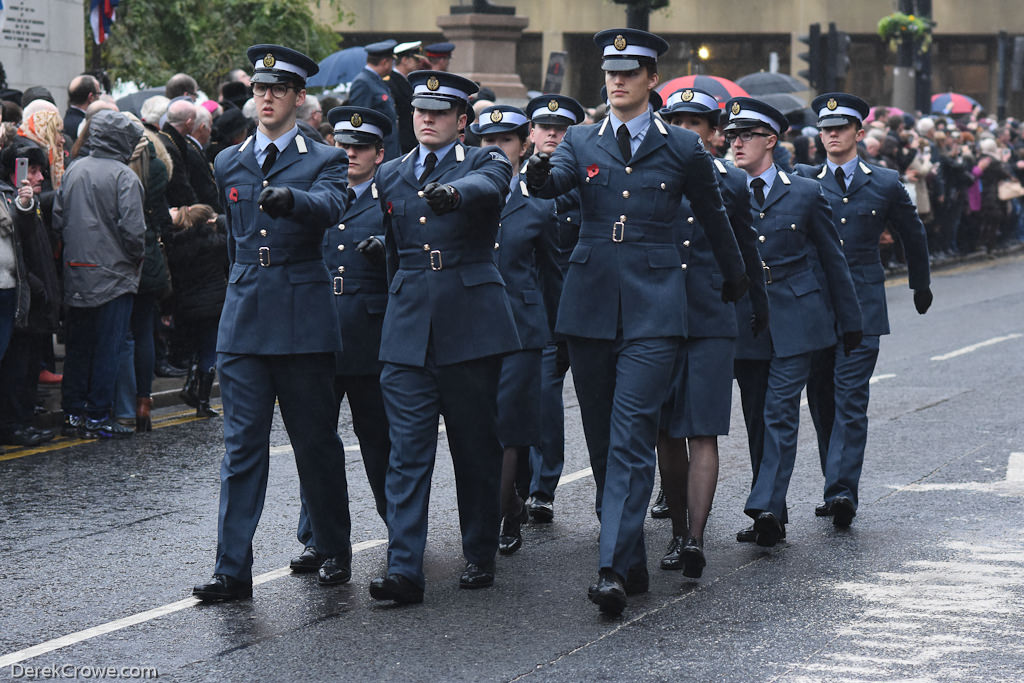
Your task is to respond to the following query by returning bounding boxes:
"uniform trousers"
[744,352,813,521]
[380,354,503,589]
[215,352,350,580]
[529,340,571,501]
[734,359,771,487]
[568,334,680,579]
[297,372,390,546]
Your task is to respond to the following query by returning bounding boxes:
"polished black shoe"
[289,545,326,573]
[498,507,527,555]
[526,495,554,523]
[815,501,834,517]
[660,535,686,570]
[317,557,351,586]
[831,497,856,528]
[736,525,757,543]
[681,537,706,579]
[459,562,495,589]
[754,511,784,547]
[156,360,189,378]
[624,564,649,595]
[650,487,670,519]
[193,574,253,602]
[369,574,424,604]
[588,569,627,616]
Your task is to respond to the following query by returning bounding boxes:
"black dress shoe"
[588,569,627,616]
[193,574,253,602]
[815,501,833,516]
[317,557,351,585]
[459,562,495,589]
[526,495,554,523]
[736,525,757,543]
[624,564,649,595]
[650,487,670,519]
[369,574,424,604]
[754,511,783,547]
[498,506,528,555]
[155,360,189,378]
[831,497,856,528]
[680,537,706,579]
[289,546,326,573]
[660,535,686,570]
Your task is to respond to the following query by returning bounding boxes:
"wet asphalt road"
[1,253,1023,682]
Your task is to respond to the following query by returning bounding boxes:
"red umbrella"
[657,75,747,108]
[931,92,980,115]
[863,105,905,124]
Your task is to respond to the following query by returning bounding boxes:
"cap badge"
[826,97,838,111]
[426,76,440,91]
[263,53,276,68]
[350,113,363,127]
[731,102,741,116]
[489,109,504,123]
[681,89,694,102]
[613,34,627,51]
[547,99,559,112]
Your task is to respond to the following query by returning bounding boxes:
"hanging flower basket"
[877,12,933,54]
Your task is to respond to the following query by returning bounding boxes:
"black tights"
[655,433,720,541]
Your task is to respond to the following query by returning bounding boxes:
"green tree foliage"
[86,0,351,93]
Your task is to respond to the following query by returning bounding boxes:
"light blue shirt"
[746,164,779,203]
[826,156,859,190]
[351,178,373,199]
[415,142,456,180]
[254,125,299,168]
[608,106,652,156]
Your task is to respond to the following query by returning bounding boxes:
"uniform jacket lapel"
[397,147,421,189]
[845,161,872,196]
[595,118,624,165]
[761,165,791,210]
[236,136,263,178]
[629,114,667,165]
[264,133,308,179]
[502,181,528,218]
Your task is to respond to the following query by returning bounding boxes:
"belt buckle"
[333,276,344,295]
[762,261,772,285]
[258,246,271,267]
[429,249,443,271]
[612,221,625,242]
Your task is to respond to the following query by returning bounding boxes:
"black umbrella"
[115,87,166,118]
[735,72,807,95]
[758,92,807,116]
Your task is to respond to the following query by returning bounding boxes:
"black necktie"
[262,144,278,175]
[347,188,356,204]
[835,166,847,193]
[751,178,766,208]
[418,152,437,185]
[616,124,632,163]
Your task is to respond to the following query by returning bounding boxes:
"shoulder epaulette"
[598,118,610,136]
[653,116,668,135]
[713,158,728,175]
[455,144,465,162]
[816,165,828,179]
[237,135,253,153]
[859,161,873,175]
[778,170,792,185]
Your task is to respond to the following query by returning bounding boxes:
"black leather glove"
[721,274,750,303]
[525,152,552,191]
[423,182,460,215]
[913,287,933,315]
[751,309,769,337]
[356,236,385,266]
[843,330,863,356]
[258,186,294,218]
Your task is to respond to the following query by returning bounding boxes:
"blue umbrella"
[306,46,367,88]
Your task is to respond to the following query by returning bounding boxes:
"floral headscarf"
[17,109,65,187]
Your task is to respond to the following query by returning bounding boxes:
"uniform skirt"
[496,348,542,447]
[660,336,735,439]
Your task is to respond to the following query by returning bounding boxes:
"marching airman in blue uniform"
[349,40,401,161]
[795,93,932,528]
[526,29,748,616]
[368,70,518,605]
[289,105,393,575]
[654,87,770,578]
[722,97,862,548]
[424,42,455,72]
[193,44,352,602]
[470,104,563,555]
[523,94,586,524]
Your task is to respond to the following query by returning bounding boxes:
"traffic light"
[798,23,823,91]
[826,23,852,90]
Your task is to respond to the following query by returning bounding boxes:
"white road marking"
[558,467,593,486]
[798,373,896,407]
[930,333,1022,361]
[898,452,1024,496]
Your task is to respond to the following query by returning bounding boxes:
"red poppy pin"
[386,201,394,214]
[587,164,600,178]
[228,187,239,202]
[382,94,389,102]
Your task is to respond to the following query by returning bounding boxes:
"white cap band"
[335,121,384,138]
[730,108,780,133]
[531,106,577,123]
[602,44,657,60]
[484,111,528,128]
[665,90,718,111]
[413,83,469,101]
[254,59,308,80]
[818,105,862,121]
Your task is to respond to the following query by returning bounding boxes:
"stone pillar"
[436,13,530,101]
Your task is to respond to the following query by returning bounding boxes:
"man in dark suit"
[192,44,352,602]
[796,93,932,528]
[387,41,420,154]
[526,29,748,616]
[288,105,392,575]
[368,70,518,605]
[64,74,100,140]
[722,97,862,549]
[161,98,222,211]
[348,40,401,161]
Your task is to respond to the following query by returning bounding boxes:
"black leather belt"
[235,246,321,267]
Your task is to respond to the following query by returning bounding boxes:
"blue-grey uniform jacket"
[533,113,745,340]
[214,130,348,355]
[734,165,861,360]
[794,160,930,336]
[323,179,387,374]
[375,142,520,366]
[348,69,400,160]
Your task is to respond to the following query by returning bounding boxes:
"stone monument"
[437,0,528,102]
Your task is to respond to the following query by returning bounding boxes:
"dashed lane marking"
[930,333,1022,361]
